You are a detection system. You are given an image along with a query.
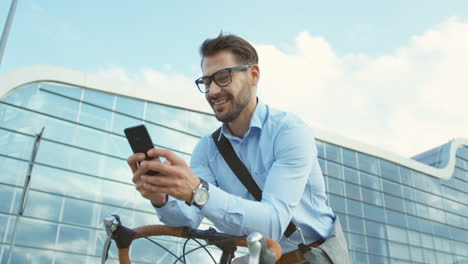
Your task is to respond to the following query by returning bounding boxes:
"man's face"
[202,50,254,123]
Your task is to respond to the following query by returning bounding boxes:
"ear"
[249,64,260,87]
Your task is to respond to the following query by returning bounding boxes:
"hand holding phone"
[124,125,157,175]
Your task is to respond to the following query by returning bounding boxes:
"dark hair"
[200,33,259,66]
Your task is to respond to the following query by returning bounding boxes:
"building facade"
[0,66,467,263]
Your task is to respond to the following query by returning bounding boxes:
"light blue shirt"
[156,101,334,253]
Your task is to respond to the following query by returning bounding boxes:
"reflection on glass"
[380,160,400,182]
[116,96,144,119]
[9,246,54,264]
[342,148,357,168]
[3,84,37,107]
[79,104,113,131]
[83,88,115,109]
[22,191,62,222]
[41,83,82,99]
[358,153,379,175]
[15,218,57,249]
[62,198,98,226]
[325,143,341,163]
[0,157,28,186]
[0,185,14,213]
[365,219,387,239]
[326,161,342,179]
[366,237,388,257]
[327,177,344,196]
[0,130,34,160]
[57,224,94,254]
[329,194,346,213]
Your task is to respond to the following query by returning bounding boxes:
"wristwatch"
[188,178,209,208]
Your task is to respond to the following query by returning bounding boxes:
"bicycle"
[101,215,282,264]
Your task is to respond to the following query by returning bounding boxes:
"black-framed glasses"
[195,65,252,93]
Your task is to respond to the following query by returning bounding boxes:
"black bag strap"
[212,128,296,238]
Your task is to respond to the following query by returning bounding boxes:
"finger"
[141,175,173,188]
[139,158,180,178]
[128,153,146,172]
[148,148,184,166]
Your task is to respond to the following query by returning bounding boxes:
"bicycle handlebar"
[117,225,282,264]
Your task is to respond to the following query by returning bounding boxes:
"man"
[128,34,349,263]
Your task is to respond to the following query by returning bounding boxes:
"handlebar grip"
[116,225,282,264]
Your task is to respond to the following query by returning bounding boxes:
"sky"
[1,0,468,157]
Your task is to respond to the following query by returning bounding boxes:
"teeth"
[214,99,226,105]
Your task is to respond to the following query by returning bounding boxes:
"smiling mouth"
[214,99,227,106]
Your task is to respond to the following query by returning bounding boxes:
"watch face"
[194,189,209,205]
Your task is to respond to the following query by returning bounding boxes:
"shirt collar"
[218,98,266,141]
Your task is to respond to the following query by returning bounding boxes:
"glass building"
[0,66,467,263]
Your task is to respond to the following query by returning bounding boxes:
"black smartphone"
[124,125,157,175]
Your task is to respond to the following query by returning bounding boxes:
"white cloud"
[97,18,468,157]
[256,17,468,157]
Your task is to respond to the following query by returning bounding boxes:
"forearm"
[200,186,292,241]
[155,196,204,228]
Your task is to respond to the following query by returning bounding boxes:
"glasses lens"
[196,77,210,92]
[213,69,231,87]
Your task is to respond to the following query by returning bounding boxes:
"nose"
[207,81,222,97]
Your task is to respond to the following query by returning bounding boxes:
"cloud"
[256,17,468,157]
[97,18,468,157]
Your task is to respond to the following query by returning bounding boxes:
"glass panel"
[343,167,359,184]
[387,225,408,243]
[326,161,342,179]
[346,199,363,217]
[0,185,15,213]
[15,218,57,249]
[22,191,62,222]
[0,130,34,160]
[3,84,37,107]
[365,219,387,239]
[407,230,420,246]
[325,143,341,163]
[348,233,366,252]
[384,194,405,211]
[411,247,424,262]
[342,148,357,168]
[74,125,109,154]
[382,179,402,197]
[78,103,113,131]
[8,246,55,264]
[36,89,80,121]
[348,215,364,234]
[380,160,400,182]
[360,172,381,191]
[357,153,379,175]
[367,237,388,256]
[115,96,144,119]
[386,210,407,228]
[57,224,94,254]
[184,110,220,136]
[363,203,385,222]
[399,167,412,186]
[420,232,434,249]
[389,242,410,260]
[112,112,141,135]
[329,194,346,213]
[62,198,98,227]
[345,182,361,200]
[327,177,344,196]
[0,156,28,186]
[41,83,82,99]
[362,187,383,206]
[83,88,114,109]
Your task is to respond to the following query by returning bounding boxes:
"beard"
[211,83,252,123]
